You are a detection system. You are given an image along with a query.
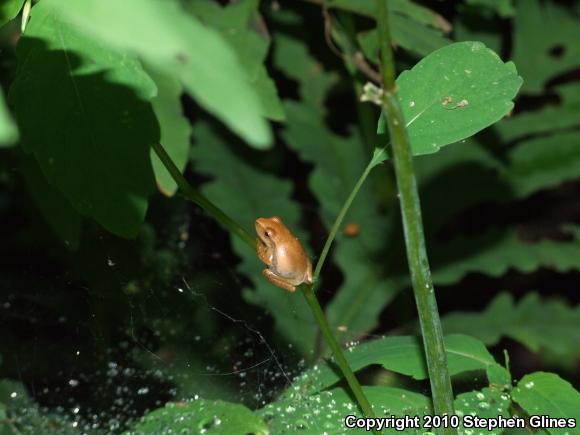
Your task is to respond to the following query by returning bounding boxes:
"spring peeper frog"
[255,216,313,292]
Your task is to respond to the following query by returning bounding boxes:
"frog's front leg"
[262,269,296,293]
[257,240,272,266]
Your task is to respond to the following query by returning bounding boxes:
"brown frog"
[255,216,313,292]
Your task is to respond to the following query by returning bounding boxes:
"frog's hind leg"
[262,269,296,293]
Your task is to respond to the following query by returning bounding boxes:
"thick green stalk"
[152,142,255,248]
[153,142,379,430]
[375,1,455,429]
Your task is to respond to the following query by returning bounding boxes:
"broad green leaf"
[275,35,397,346]
[149,72,191,197]
[190,122,317,355]
[503,131,580,197]
[431,230,580,286]
[0,87,18,147]
[10,1,158,237]
[187,0,284,121]
[290,334,497,395]
[20,154,82,249]
[46,0,272,148]
[128,400,268,435]
[442,292,580,360]
[512,372,580,435]
[377,41,523,157]
[0,0,24,27]
[262,386,430,434]
[455,387,511,434]
[512,0,580,94]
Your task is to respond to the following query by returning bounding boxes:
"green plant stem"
[335,11,397,202]
[152,142,256,249]
[376,0,456,430]
[313,159,374,282]
[153,142,378,429]
[301,284,380,434]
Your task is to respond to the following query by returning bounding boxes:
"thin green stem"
[153,142,378,429]
[152,142,255,249]
[301,284,380,434]
[335,11,397,201]
[313,159,374,282]
[376,1,456,431]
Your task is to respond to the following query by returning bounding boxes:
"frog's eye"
[265,229,276,238]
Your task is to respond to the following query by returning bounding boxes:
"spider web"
[0,208,393,435]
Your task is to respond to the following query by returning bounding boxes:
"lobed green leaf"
[442,292,580,359]
[431,230,580,286]
[512,0,580,93]
[503,131,580,198]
